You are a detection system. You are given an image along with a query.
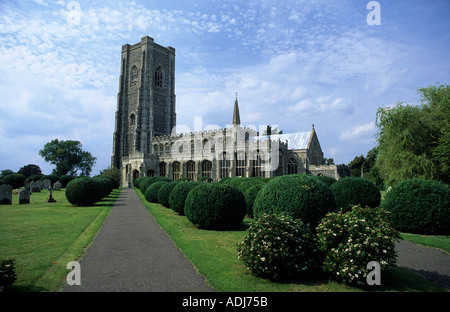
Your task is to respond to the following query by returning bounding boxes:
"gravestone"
[25,182,30,191]
[38,181,44,190]
[30,181,40,192]
[43,179,51,190]
[18,189,30,204]
[46,186,56,203]
[53,181,62,191]
[0,185,12,205]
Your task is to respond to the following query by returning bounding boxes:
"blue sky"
[0,0,449,176]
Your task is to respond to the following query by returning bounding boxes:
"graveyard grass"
[135,189,445,292]
[0,188,121,292]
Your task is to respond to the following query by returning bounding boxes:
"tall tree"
[375,83,450,186]
[348,155,365,177]
[18,164,42,178]
[39,139,97,177]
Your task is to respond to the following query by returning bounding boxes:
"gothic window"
[288,158,298,175]
[219,152,230,179]
[147,170,155,177]
[172,161,181,181]
[190,140,195,157]
[159,162,167,177]
[201,160,212,178]
[154,66,163,87]
[186,161,196,181]
[130,65,139,87]
[235,151,246,177]
[130,114,136,126]
[252,150,263,177]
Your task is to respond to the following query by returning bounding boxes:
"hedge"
[330,177,381,212]
[253,174,337,228]
[169,182,200,215]
[157,181,179,208]
[144,181,169,203]
[184,183,247,230]
[381,179,450,235]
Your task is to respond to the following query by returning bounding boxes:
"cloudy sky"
[1,0,449,176]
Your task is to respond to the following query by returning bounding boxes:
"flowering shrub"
[237,213,320,281]
[316,205,400,286]
[0,258,17,290]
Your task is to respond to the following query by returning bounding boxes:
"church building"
[111,36,339,187]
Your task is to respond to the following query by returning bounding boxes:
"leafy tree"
[39,139,97,177]
[348,155,365,177]
[18,164,42,178]
[0,169,14,179]
[375,83,450,186]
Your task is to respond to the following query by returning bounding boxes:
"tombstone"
[18,189,30,204]
[46,186,57,203]
[0,185,12,205]
[38,180,44,190]
[43,179,51,190]
[53,181,62,191]
[25,182,31,192]
[30,181,41,193]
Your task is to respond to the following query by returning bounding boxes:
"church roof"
[253,131,313,150]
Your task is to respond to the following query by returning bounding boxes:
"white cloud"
[339,122,376,141]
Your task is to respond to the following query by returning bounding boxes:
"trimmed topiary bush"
[157,181,179,208]
[237,213,320,281]
[184,183,246,230]
[198,177,213,183]
[65,178,102,206]
[3,174,26,189]
[144,181,169,203]
[330,177,381,212]
[244,184,265,218]
[316,205,400,286]
[169,182,200,215]
[381,179,450,235]
[134,176,145,189]
[314,175,337,187]
[238,178,266,195]
[253,174,337,229]
[140,176,172,194]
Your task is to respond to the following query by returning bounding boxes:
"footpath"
[64,188,449,292]
[63,188,213,292]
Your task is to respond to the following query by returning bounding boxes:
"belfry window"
[130,66,139,87]
[154,66,163,87]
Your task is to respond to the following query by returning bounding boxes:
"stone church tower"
[111,36,176,170]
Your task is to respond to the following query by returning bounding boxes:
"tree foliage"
[18,164,42,178]
[39,139,97,177]
[375,83,450,186]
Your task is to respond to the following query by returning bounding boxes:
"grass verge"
[136,188,444,292]
[0,187,121,292]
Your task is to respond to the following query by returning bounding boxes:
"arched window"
[130,65,139,87]
[172,161,181,181]
[130,114,136,126]
[201,160,212,178]
[219,152,230,179]
[235,151,246,177]
[159,162,167,177]
[252,150,263,177]
[154,66,163,87]
[186,161,196,181]
[288,158,298,175]
[147,170,155,177]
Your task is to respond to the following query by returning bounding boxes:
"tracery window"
[288,158,298,175]
[172,161,181,181]
[235,151,246,177]
[130,66,139,87]
[201,160,212,178]
[186,161,196,181]
[252,150,263,177]
[219,152,230,179]
[154,66,163,87]
[159,162,167,177]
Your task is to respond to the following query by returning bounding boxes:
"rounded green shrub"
[184,183,246,230]
[316,206,400,286]
[144,181,169,203]
[237,213,320,281]
[330,177,381,212]
[198,177,213,183]
[253,174,337,228]
[381,179,450,235]
[140,176,172,194]
[244,184,265,218]
[157,181,179,208]
[238,178,266,194]
[3,174,26,189]
[65,178,101,206]
[134,176,145,189]
[169,182,200,215]
[314,175,337,187]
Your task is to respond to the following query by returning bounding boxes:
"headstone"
[30,181,41,192]
[43,179,51,190]
[25,182,30,191]
[46,186,56,203]
[18,189,30,204]
[38,181,44,190]
[0,185,12,205]
[53,181,62,191]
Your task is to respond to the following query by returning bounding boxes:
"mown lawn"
[136,188,445,292]
[0,188,121,292]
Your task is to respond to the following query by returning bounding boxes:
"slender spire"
[232,92,241,126]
